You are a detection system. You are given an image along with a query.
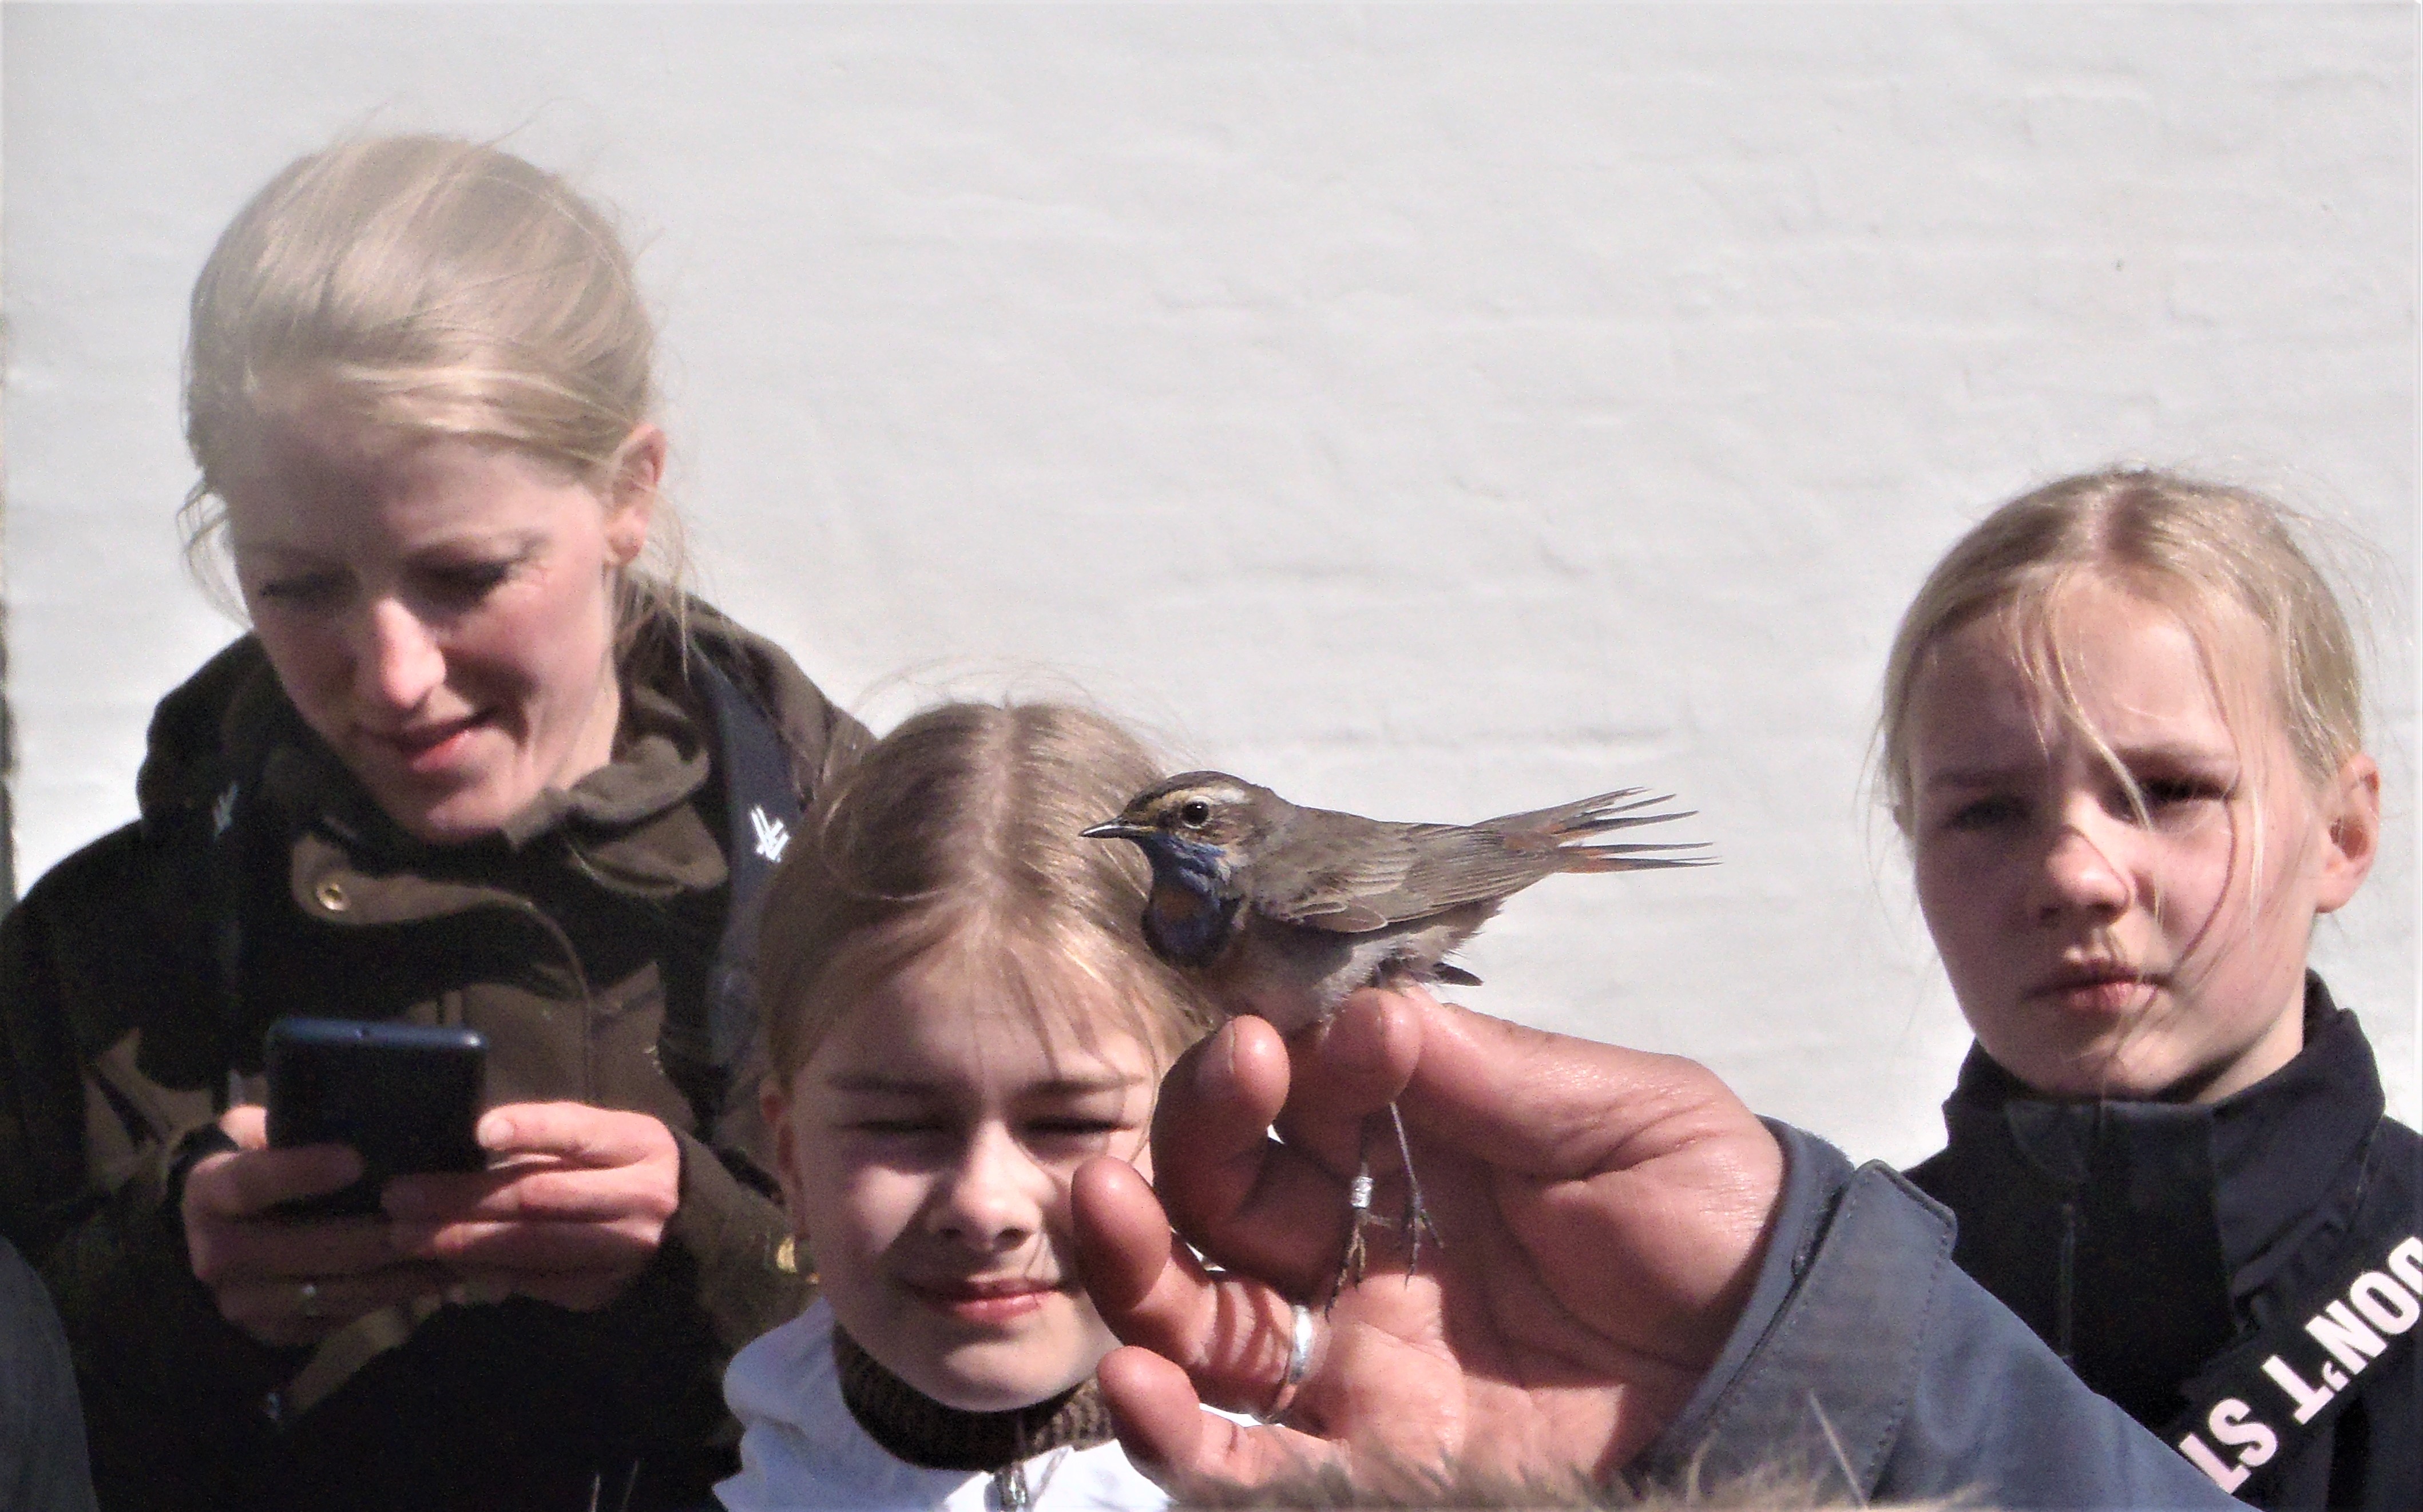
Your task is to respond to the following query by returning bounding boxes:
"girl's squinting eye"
[420,560,515,605]
[2139,774,2234,808]
[1025,1115,1129,1141]
[1941,794,2026,833]
[252,571,349,609]
[847,1117,946,1138]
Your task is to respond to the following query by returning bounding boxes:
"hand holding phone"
[383,1102,684,1312]
[178,1104,458,1347]
[265,1018,489,1217]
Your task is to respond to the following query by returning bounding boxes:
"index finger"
[1148,1020,1361,1293]
[475,1103,672,1167]
[185,1143,363,1220]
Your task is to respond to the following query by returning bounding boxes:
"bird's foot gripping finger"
[1388,1101,1443,1276]
[1327,1156,1377,1312]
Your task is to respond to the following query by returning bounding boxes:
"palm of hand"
[1076,991,1781,1496]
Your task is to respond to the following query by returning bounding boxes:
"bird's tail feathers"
[1552,840,1716,873]
[1492,788,1695,843]
[1484,788,1714,870]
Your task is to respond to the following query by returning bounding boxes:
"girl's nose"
[929,1126,1047,1253]
[2034,808,2132,920]
[355,599,447,712]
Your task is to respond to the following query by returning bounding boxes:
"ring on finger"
[298,1280,324,1319]
[1261,1302,1316,1423]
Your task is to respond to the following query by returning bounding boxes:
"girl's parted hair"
[758,702,1220,1086]
[1878,467,2364,835]
[180,133,685,626]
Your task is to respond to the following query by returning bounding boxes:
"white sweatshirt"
[715,1301,1173,1512]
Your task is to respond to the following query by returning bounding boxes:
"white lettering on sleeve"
[2306,1301,2388,1374]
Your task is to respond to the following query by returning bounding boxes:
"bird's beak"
[1080,820,1149,840]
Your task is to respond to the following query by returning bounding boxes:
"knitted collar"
[832,1323,1116,1473]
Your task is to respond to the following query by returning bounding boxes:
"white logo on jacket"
[751,807,791,863]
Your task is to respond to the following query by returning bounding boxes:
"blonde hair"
[758,702,1221,1088]
[1878,467,2364,836]
[180,133,685,628]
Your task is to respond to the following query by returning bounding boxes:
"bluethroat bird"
[1082,773,1706,1295]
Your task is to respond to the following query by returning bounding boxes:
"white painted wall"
[5,3,2413,1163]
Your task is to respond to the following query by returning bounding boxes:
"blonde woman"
[0,136,862,1510]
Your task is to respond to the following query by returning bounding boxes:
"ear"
[2313,752,2381,914]
[601,423,665,568]
[760,1072,811,1240]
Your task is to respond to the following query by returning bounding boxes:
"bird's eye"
[1178,799,1213,827]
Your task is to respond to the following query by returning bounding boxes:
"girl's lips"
[907,1279,1061,1326]
[2030,967,2160,1015]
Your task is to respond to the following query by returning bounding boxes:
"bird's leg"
[1328,1103,1442,1309]
[1386,1100,1441,1273]
[1331,1116,1377,1309]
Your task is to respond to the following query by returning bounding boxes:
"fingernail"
[1324,1014,1391,1078]
[477,1112,515,1149]
[1193,1028,1240,1102]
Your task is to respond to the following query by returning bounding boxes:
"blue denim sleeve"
[1,1235,99,1512]
[1632,1121,2243,1510]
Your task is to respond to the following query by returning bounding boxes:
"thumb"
[1351,989,1742,1178]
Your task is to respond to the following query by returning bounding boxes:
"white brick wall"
[5,5,2412,1162]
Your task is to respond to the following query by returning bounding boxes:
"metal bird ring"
[298,1280,324,1319]
[1262,1302,1316,1422]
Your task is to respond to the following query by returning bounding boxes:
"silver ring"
[1262,1303,1315,1422]
[298,1280,323,1319]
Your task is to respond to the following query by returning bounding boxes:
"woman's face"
[1903,581,2376,1102]
[766,947,1162,1413]
[218,388,657,843]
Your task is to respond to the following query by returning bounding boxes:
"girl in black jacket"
[1877,467,2416,1510]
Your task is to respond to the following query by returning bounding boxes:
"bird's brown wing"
[1251,822,1554,931]
[1250,838,1420,930]
[1383,823,1570,912]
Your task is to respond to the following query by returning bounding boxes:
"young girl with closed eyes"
[1882,469,2416,1510]
[715,702,1222,1512]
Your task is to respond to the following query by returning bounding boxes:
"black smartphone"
[265,1018,489,1217]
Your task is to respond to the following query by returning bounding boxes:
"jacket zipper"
[2055,1196,2079,1365]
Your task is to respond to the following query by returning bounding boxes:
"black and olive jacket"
[0,607,863,1512]
[1910,978,2420,1510]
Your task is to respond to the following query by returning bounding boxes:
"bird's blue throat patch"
[1135,838,1241,967]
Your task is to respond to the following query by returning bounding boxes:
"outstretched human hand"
[1071,985,1783,1499]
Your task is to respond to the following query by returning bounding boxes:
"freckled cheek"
[1912,857,1990,949]
[2147,841,2243,931]
[809,1169,930,1275]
